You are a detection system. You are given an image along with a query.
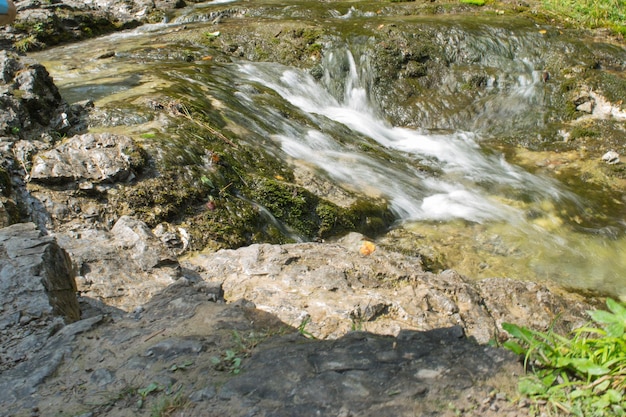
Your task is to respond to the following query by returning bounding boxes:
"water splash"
[31,19,625,297]
[236,49,574,224]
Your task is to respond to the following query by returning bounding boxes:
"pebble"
[189,386,217,402]
[602,150,620,164]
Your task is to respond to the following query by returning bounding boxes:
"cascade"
[30,16,626,298]
[231,46,625,298]
[235,48,574,224]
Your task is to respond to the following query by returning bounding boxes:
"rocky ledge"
[0,219,599,417]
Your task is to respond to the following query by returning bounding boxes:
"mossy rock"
[249,177,394,241]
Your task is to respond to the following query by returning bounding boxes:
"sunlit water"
[31,14,626,299]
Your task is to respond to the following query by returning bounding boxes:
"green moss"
[344,199,395,237]
[249,177,319,238]
[247,177,394,242]
[183,198,262,250]
[569,124,600,140]
[116,170,210,226]
[11,13,118,51]
[587,71,626,105]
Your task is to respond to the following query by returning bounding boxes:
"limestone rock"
[576,100,595,113]
[0,50,86,138]
[476,278,596,340]
[184,233,594,343]
[0,278,524,417]
[0,222,80,372]
[55,216,181,311]
[30,133,145,185]
[602,150,620,165]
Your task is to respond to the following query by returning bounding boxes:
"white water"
[232,52,626,299]
[30,21,626,298]
[236,50,572,225]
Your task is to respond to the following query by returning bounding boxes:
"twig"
[179,103,238,148]
[143,328,165,342]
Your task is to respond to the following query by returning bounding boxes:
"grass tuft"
[503,298,626,416]
[542,0,626,34]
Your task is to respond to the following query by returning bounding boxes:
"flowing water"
[31,2,626,299]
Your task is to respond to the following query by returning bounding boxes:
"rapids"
[30,1,626,299]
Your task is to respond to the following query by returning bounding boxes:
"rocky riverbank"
[0,220,599,417]
[1,1,623,416]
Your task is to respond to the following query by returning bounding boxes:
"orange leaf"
[359,241,376,256]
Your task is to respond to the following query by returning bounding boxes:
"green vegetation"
[150,392,188,417]
[133,381,189,416]
[211,349,244,374]
[503,298,626,416]
[542,0,626,34]
[460,0,486,6]
[297,316,316,339]
[210,330,275,374]
[13,35,42,53]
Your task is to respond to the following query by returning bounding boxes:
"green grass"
[542,0,626,33]
[503,298,626,416]
[460,0,486,5]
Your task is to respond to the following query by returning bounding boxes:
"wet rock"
[29,133,146,186]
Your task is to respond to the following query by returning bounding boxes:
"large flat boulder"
[185,232,596,344]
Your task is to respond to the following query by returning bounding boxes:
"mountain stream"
[30,1,626,299]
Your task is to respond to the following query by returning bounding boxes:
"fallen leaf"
[360,241,376,256]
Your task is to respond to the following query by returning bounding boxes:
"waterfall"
[30,20,626,298]
[235,48,574,225]
[231,47,626,299]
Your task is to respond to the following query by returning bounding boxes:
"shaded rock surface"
[0,222,79,372]
[220,327,521,417]
[1,276,526,417]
